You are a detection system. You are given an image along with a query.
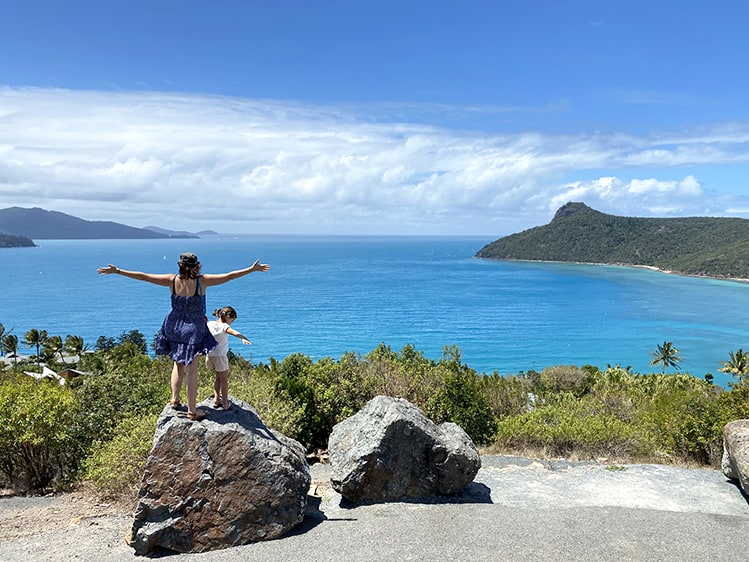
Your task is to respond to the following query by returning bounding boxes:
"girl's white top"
[207,320,230,357]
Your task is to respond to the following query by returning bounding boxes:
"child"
[206,306,251,410]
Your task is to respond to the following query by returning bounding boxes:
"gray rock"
[128,397,310,555]
[328,395,480,503]
[722,419,749,493]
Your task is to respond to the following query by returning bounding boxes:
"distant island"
[476,202,749,280]
[0,233,36,248]
[0,207,199,241]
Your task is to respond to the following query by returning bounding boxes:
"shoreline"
[475,256,749,285]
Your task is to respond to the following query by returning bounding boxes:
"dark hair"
[178,262,201,279]
[178,253,200,279]
[179,252,199,266]
[213,306,237,321]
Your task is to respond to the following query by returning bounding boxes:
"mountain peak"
[551,202,594,221]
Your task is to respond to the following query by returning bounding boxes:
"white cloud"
[0,87,748,235]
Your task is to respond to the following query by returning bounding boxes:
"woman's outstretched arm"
[202,260,270,287]
[97,264,173,286]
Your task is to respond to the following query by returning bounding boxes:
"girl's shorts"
[206,354,229,372]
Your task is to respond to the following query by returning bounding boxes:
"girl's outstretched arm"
[227,327,251,345]
[202,260,269,287]
[97,264,173,286]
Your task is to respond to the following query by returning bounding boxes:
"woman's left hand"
[97,264,118,275]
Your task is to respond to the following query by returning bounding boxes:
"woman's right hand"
[97,264,118,275]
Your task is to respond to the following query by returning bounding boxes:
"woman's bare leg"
[170,362,184,406]
[185,357,201,416]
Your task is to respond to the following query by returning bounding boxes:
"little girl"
[206,306,251,410]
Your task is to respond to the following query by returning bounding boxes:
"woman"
[97,252,269,420]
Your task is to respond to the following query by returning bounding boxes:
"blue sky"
[1,0,748,235]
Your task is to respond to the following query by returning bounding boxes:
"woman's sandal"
[212,396,223,409]
[169,400,181,409]
[187,409,208,421]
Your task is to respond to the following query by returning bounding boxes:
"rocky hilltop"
[476,202,749,280]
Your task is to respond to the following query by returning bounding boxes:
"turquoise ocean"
[2,235,748,388]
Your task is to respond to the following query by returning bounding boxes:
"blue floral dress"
[154,275,217,364]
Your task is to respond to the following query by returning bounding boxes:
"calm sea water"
[2,236,748,388]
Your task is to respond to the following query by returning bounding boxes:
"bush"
[425,353,497,445]
[365,343,444,408]
[71,350,170,451]
[230,366,310,443]
[492,393,642,459]
[629,373,721,464]
[481,373,533,419]
[537,365,594,397]
[0,376,82,492]
[82,413,158,500]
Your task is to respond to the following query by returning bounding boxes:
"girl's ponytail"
[214,306,238,321]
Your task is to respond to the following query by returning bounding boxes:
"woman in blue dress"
[98,252,269,420]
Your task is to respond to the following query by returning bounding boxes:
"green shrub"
[303,353,375,441]
[537,365,594,397]
[82,413,158,499]
[481,373,532,419]
[0,376,82,492]
[71,351,170,451]
[630,373,720,464]
[365,343,444,408]
[230,366,309,442]
[425,357,497,445]
[493,393,643,459]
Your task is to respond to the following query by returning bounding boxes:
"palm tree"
[64,334,88,359]
[2,334,19,368]
[648,341,683,373]
[0,323,11,356]
[44,335,66,365]
[23,328,49,369]
[719,348,749,383]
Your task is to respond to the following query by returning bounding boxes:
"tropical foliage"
[2,330,749,498]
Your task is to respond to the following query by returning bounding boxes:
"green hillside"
[476,202,749,279]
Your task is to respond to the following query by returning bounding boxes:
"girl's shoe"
[169,400,182,410]
[212,396,223,409]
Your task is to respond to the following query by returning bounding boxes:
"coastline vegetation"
[1,324,748,501]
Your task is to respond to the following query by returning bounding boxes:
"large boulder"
[328,395,481,503]
[722,419,749,493]
[128,397,310,555]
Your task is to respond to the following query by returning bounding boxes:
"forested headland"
[0,233,35,248]
[477,202,749,280]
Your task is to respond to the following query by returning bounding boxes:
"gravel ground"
[2,456,749,562]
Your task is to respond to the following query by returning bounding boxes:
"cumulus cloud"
[0,87,748,235]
